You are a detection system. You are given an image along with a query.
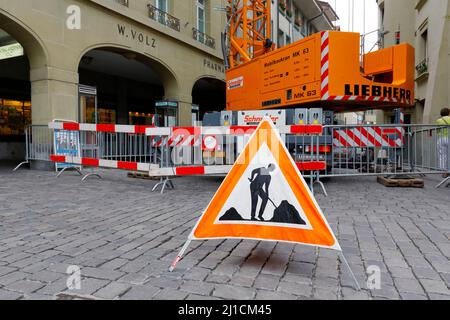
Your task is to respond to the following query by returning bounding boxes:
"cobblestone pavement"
[1,163,449,300]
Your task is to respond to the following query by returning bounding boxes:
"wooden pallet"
[377,176,424,188]
[127,172,161,181]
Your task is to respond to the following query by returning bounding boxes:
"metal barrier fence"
[48,123,161,173]
[321,124,450,178]
[17,122,450,190]
[144,125,326,178]
[13,125,54,171]
[46,123,325,193]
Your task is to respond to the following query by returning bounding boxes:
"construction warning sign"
[189,118,341,250]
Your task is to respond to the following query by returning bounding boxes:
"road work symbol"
[219,163,307,226]
[189,117,340,250]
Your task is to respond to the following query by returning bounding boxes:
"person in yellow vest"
[437,108,450,177]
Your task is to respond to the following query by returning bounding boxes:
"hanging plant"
[279,1,286,12]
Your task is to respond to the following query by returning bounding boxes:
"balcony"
[148,4,180,32]
[192,28,215,49]
[415,58,429,80]
[415,0,427,10]
[116,0,129,7]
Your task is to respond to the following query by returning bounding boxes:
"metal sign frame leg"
[169,239,193,272]
[436,176,450,188]
[170,237,361,292]
[81,173,103,182]
[152,176,175,194]
[312,171,328,197]
[56,166,83,178]
[13,127,30,172]
[339,251,361,291]
[13,161,29,172]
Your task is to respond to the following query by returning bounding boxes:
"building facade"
[377,0,450,124]
[272,0,337,48]
[0,0,335,160]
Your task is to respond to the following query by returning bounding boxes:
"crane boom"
[227,0,273,68]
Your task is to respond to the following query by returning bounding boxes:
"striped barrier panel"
[49,122,324,136]
[333,127,404,148]
[49,155,325,177]
[48,122,326,177]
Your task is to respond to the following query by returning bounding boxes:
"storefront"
[0,28,30,159]
[0,0,227,160]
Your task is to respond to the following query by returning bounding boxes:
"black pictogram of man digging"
[219,164,306,225]
[249,164,276,221]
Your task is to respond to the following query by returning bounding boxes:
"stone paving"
[0,163,449,300]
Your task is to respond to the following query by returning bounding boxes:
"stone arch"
[77,44,179,99]
[0,9,48,68]
[0,10,49,160]
[192,76,226,119]
[77,45,181,124]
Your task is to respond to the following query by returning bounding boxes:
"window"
[278,30,285,47]
[421,29,428,61]
[155,0,168,25]
[271,20,274,42]
[416,28,428,76]
[301,21,308,37]
[156,0,168,12]
[294,8,302,30]
[197,0,206,34]
[0,99,31,136]
[286,34,291,45]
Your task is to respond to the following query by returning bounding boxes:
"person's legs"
[438,137,446,171]
[444,138,449,175]
[258,191,269,221]
[250,187,258,220]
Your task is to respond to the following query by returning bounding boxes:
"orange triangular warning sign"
[189,118,341,251]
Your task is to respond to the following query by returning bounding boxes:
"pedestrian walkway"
[0,163,449,300]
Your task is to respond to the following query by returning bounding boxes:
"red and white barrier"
[333,127,404,148]
[48,122,154,134]
[145,125,323,136]
[50,155,154,172]
[49,155,326,177]
[48,122,326,178]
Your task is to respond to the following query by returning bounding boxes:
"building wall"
[415,0,450,124]
[378,0,415,46]
[377,0,450,124]
[273,0,335,47]
[0,0,227,127]
[0,0,334,132]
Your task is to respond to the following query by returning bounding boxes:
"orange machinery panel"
[226,31,415,111]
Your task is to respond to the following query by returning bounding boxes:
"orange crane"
[224,0,415,113]
[226,0,273,69]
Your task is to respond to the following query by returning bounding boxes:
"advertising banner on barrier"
[53,130,81,171]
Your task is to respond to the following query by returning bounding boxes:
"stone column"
[30,66,79,125]
[164,82,193,126]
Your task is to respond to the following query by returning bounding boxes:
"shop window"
[98,108,116,124]
[129,112,154,126]
[0,99,31,136]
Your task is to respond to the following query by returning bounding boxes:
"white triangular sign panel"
[190,118,341,251]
